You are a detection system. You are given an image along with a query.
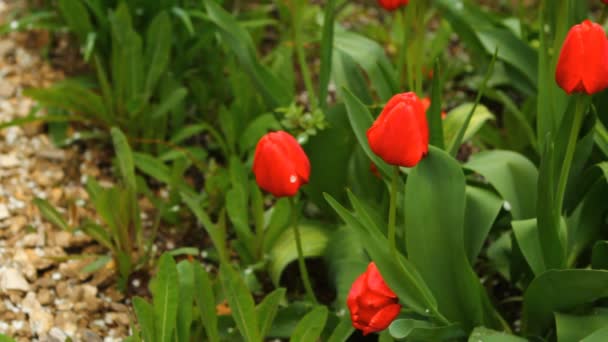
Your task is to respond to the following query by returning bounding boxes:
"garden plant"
[1,0,608,341]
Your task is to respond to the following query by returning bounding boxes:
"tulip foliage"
[19,0,608,341]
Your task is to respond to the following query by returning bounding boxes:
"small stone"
[0,204,9,221]
[81,330,103,342]
[37,288,53,305]
[36,148,66,161]
[56,281,69,298]
[15,48,37,69]
[21,233,42,247]
[22,292,53,336]
[0,79,15,98]
[0,40,15,57]
[81,284,98,299]
[54,311,77,336]
[0,267,30,292]
[52,231,72,248]
[105,312,130,326]
[47,327,68,342]
[0,153,19,168]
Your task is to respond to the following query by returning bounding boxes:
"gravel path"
[0,2,131,341]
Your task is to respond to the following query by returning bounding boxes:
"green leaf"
[428,60,444,149]
[342,88,394,180]
[192,263,219,342]
[144,11,172,95]
[582,326,608,342]
[256,288,286,338]
[405,146,498,329]
[327,316,354,342]
[109,4,144,113]
[133,152,172,184]
[435,0,537,91]
[289,306,329,342]
[150,87,188,120]
[324,192,438,318]
[203,0,291,108]
[133,296,156,342]
[511,219,544,276]
[591,241,608,270]
[464,186,503,263]
[555,309,608,342]
[332,50,373,104]
[389,319,465,341]
[176,261,195,342]
[268,223,331,285]
[334,29,397,101]
[181,192,227,263]
[24,81,109,124]
[82,255,112,274]
[34,198,70,231]
[447,47,498,156]
[465,150,538,220]
[304,104,357,213]
[468,327,527,342]
[323,226,368,309]
[318,0,336,110]
[110,127,137,192]
[172,7,194,34]
[443,103,495,148]
[153,253,179,342]
[522,269,608,335]
[263,198,292,252]
[79,221,114,251]
[57,0,93,43]
[219,264,261,342]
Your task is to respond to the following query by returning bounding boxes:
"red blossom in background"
[367,92,429,167]
[555,20,608,95]
[377,0,409,11]
[252,131,310,197]
[347,262,401,335]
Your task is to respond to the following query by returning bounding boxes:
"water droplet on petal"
[289,175,297,183]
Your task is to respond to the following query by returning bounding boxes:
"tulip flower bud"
[556,20,608,95]
[347,262,401,335]
[377,0,409,11]
[367,92,429,167]
[252,131,310,197]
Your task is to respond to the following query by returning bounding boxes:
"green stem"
[396,7,410,88]
[293,0,317,111]
[555,95,586,216]
[387,166,400,256]
[290,197,317,303]
[414,1,426,95]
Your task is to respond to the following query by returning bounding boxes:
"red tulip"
[347,262,401,336]
[603,0,608,4]
[252,131,310,197]
[555,20,608,95]
[377,0,409,11]
[367,92,429,167]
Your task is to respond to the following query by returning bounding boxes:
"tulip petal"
[252,131,309,197]
[366,263,398,299]
[580,21,608,94]
[556,20,608,95]
[347,271,368,314]
[367,303,402,332]
[367,93,429,167]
